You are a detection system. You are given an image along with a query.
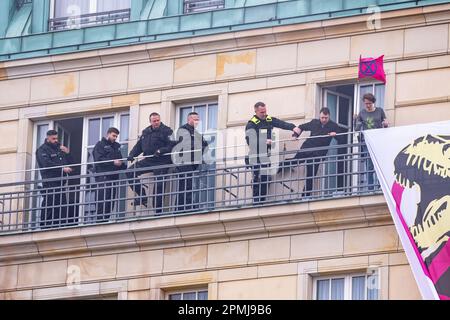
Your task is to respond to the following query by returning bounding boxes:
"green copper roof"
[1,0,449,61]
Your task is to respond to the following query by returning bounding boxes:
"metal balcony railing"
[184,0,225,13]
[0,134,381,234]
[48,8,131,31]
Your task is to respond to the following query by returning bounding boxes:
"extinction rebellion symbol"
[359,59,378,76]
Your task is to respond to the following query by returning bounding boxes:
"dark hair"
[254,101,266,109]
[46,130,58,136]
[362,93,376,103]
[107,127,120,135]
[319,107,330,116]
[188,112,199,118]
[149,112,160,119]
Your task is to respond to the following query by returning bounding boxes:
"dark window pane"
[198,291,208,300]
[120,114,130,141]
[183,292,197,300]
[88,119,100,146]
[169,294,182,300]
[338,97,350,126]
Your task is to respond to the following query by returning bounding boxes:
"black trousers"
[252,164,271,204]
[127,160,168,213]
[95,176,118,222]
[284,152,323,197]
[40,180,68,228]
[176,166,198,213]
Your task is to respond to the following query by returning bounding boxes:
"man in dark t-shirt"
[281,107,347,197]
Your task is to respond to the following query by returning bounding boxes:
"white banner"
[364,120,450,300]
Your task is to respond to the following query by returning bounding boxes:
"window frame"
[175,100,219,135]
[49,0,131,21]
[165,288,209,300]
[313,272,380,300]
[183,0,225,14]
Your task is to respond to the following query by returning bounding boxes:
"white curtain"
[331,278,345,300]
[352,276,366,300]
[97,0,131,12]
[316,280,330,300]
[54,0,90,18]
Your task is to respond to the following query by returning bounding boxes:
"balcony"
[0,137,382,234]
[48,8,131,31]
[184,0,225,14]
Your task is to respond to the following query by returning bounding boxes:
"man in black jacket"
[127,113,175,213]
[173,112,209,213]
[36,129,74,228]
[245,101,301,203]
[284,107,347,197]
[93,127,126,222]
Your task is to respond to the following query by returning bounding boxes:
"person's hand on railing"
[127,156,134,162]
[63,167,73,174]
[154,149,162,157]
[266,139,273,145]
[114,160,123,167]
[329,132,337,137]
[292,127,302,138]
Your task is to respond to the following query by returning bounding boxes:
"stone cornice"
[0,195,390,265]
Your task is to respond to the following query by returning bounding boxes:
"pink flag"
[358,55,386,83]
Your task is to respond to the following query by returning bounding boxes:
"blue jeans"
[361,145,375,190]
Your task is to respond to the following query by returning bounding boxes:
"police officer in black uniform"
[93,127,126,222]
[127,112,175,213]
[36,130,74,228]
[245,102,301,204]
[173,112,209,213]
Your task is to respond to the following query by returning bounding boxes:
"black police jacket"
[174,123,209,171]
[297,119,348,157]
[93,137,126,177]
[245,115,296,164]
[128,123,175,165]
[36,141,73,179]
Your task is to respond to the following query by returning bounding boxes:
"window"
[167,289,208,300]
[177,101,218,210]
[314,273,379,300]
[184,0,225,14]
[49,0,131,31]
[358,83,385,111]
[82,112,130,222]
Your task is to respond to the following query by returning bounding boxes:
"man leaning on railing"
[280,107,347,197]
[36,129,74,228]
[126,112,176,212]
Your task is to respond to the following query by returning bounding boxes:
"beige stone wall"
[0,197,421,300]
[1,3,449,300]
